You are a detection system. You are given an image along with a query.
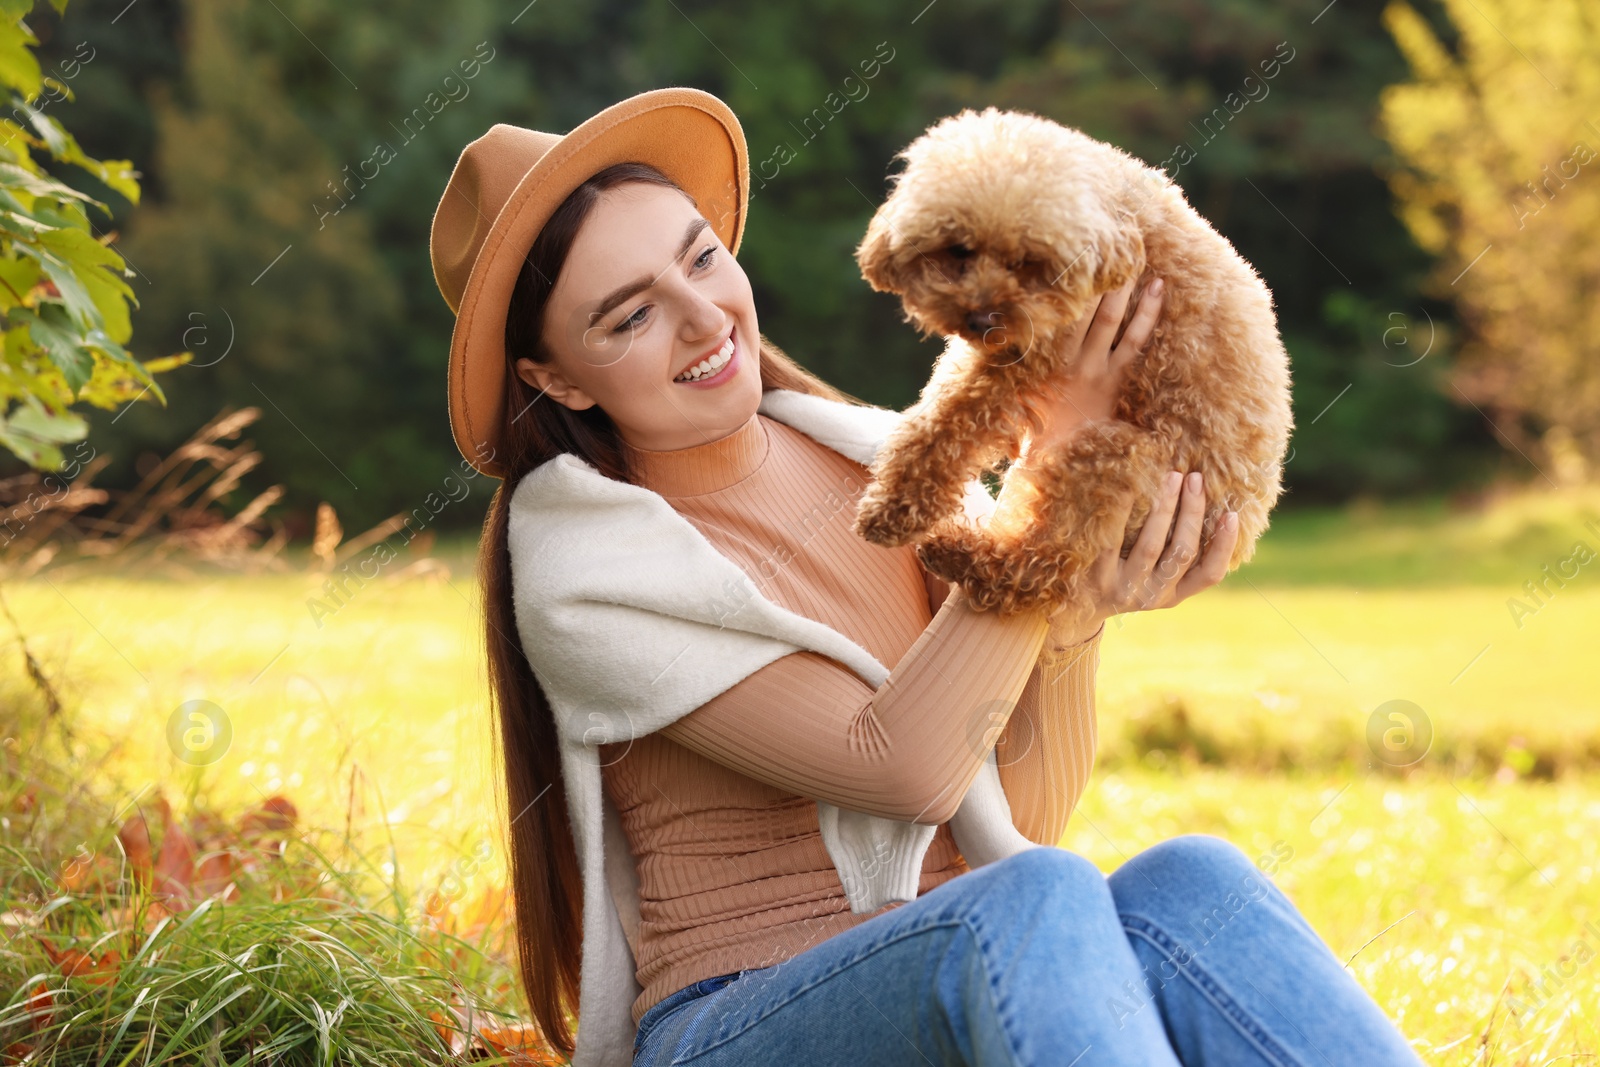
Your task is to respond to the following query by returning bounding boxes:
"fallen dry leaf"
[240,795,297,848]
[22,980,52,1027]
[432,987,566,1066]
[194,849,239,899]
[116,807,153,889]
[151,818,196,908]
[9,785,37,814]
[34,938,121,987]
[476,1022,568,1065]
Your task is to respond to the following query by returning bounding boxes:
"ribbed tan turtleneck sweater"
[599,405,1104,1025]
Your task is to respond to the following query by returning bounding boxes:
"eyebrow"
[593,216,712,320]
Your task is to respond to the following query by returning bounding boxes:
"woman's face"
[516,181,762,452]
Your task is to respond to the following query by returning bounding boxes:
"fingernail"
[1226,511,1238,524]
[1167,470,1182,489]
[1150,277,1164,294]
[1187,471,1201,491]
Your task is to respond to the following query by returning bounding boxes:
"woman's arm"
[995,616,1103,845]
[659,582,1051,825]
[929,567,1103,845]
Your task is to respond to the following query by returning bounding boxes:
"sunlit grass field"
[1069,768,1600,1063]
[5,482,1598,1062]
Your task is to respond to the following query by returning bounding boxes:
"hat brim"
[446,87,749,480]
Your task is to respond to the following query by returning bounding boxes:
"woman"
[430,88,1423,1067]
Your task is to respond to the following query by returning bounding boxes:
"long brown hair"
[480,160,868,1054]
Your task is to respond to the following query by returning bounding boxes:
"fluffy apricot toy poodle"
[852,106,1294,619]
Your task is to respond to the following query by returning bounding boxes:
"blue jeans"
[631,835,1423,1066]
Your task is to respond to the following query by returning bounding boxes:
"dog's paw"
[854,487,929,547]
[915,522,983,585]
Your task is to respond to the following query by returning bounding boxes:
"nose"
[966,310,1000,334]
[683,288,727,341]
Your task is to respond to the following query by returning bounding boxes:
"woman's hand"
[1016,274,1165,465]
[992,275,1165,534]
[976,272,1235,647]
[1046,469,1240,644]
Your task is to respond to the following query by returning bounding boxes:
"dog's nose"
[966,310,999,334]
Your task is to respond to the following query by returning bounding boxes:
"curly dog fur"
[852,106,1294,618]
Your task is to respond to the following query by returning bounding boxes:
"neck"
[619,411,769,497]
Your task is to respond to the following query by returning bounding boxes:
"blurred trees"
[9,0,1518,531]
[1378,0,1600,484]
[109,0,405,520]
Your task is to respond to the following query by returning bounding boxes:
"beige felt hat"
[429,87,750,479]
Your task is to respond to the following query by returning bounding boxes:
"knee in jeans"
[1117,833,1258,894]
[988,846,1106,905]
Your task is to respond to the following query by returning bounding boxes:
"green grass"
[1067,766,1600,1063]
[1,481,1596,1063]
[1232,482,1600,587]
[0,868,522,1064]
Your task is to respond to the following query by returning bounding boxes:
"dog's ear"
[1091,226,1146,293]
[855,208,900,293]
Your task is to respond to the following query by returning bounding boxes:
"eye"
[1011,255,1051,278]
[947,243,974,259]
[614,245,719,333]
[614,306,649,333]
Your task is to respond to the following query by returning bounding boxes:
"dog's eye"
[946,244,974,259]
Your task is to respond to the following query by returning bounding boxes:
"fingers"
[1110,276,1165,376]
[1089,489,1138,590]
[1122,469,1183,586]
[1066,278,1129,359]
[1152,470,1206,588]
[1172,508,1239,603]
[1078,279,1137,369]
[1065,299,1095,353]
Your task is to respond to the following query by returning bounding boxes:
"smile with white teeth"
[673,333,735,382]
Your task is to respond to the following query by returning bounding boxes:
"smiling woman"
[444,126,877,1059]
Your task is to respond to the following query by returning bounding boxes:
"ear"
[1091,225,1145,292]
[516,356,596,412]
[855,208,901,293]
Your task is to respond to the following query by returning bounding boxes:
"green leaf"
[36,222,125,271]
[36,222,134,313]
[28,301,92,392]
[0,252,38,306]
[0,159,96,203]
[0,208,50,238]
[9,393,87,442]
[27,227,136,341]
[0,20,41,101]
[30,193,96,230]
[0,423,63,468]
[76,259,136,341]
[80,324,134,366]
[0,393,84,470]
[33,245,104,331]
[15,102,138,205]
[83,157,140,205]
[20,98,67,156]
